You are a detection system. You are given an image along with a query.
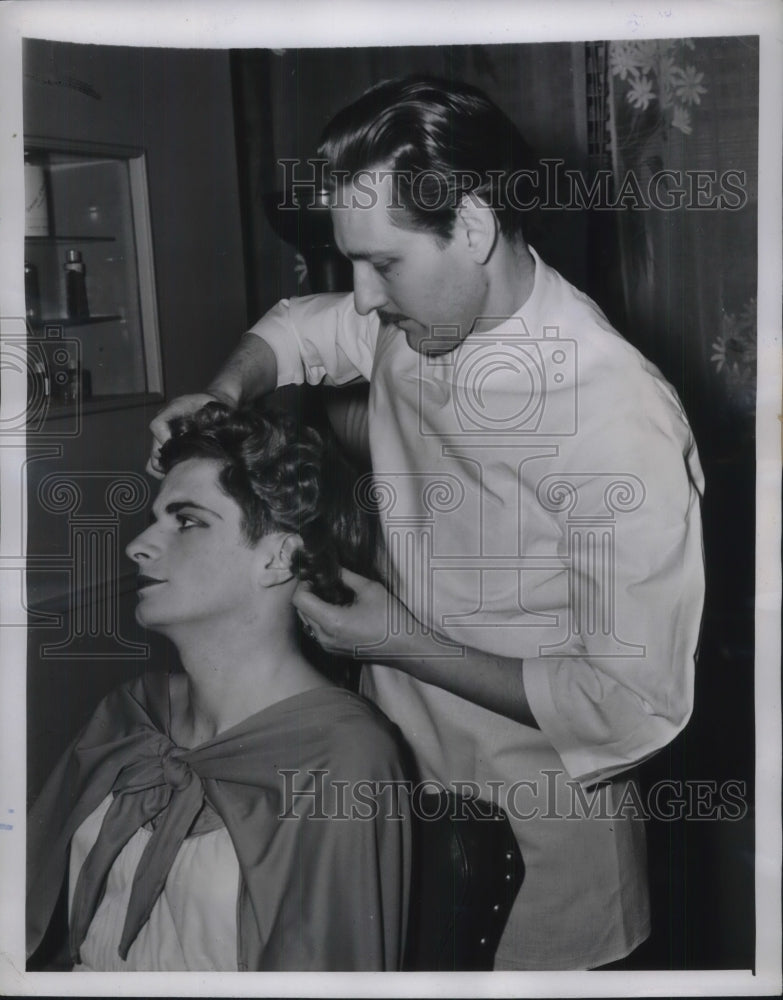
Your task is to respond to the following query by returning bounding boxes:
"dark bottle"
[24,260,41,322]
[64,249,90,319]
[63,360,81,406]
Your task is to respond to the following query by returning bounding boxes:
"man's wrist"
[204,382,241,408]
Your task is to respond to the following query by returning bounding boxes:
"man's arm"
[386,637,539,730]
[147,293,375,476]
[207,331,280,403]
[147,333,278,476]
[293,568,540,729]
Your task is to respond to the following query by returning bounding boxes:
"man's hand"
[293,567,538,728]
[147,334,280,477]
[147,391,233,478]
[293,568,429,658]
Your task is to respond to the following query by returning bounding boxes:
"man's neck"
[165,615,328,746]
[477,239,536,333]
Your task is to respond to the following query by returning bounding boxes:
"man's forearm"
[294,570,540,729]
[206,332,279,405]
[374,639,539,729]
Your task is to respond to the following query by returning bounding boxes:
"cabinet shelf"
[30,314,123,330]
[25,235,117,244]
[24,138,162,398]
[40,392,164,422]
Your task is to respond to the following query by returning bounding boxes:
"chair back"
[404,791,524,971]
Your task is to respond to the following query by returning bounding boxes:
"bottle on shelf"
[64,249,90,319]
[63,359,81,406]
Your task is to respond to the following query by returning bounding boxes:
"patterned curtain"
[601,39,759,968]
[606,36,758,445]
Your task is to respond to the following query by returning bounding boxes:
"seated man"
[26,403,411,972]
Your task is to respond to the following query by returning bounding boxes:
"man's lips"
[378,311,409,328]
[136,575,165,591]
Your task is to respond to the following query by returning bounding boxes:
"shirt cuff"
[523,657,655,786]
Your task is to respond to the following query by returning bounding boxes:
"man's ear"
[455,193,498,264]
[255,532,303,588]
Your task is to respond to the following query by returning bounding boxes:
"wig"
[159,402,376,606]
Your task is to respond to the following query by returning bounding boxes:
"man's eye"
[374,261,394,276]
[176,513,201,531]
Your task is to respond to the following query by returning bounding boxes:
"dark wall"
[24,40,248,802]
[233,43,591,319]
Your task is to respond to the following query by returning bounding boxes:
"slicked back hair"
[317,75,537,244]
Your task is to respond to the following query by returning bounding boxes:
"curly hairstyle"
[317,75,538,245]
[159,402,376,606]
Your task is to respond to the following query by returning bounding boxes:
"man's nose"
[352,262,387,316]
[126,523,158,563]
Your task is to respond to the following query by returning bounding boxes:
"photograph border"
[1,1,780,996]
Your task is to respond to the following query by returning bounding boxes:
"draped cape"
[27,673,411,971]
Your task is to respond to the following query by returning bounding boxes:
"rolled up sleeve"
[522,389,705,786]
[248,293,378,388]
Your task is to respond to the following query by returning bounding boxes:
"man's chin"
[405,328,462,356]
[134,605,167,633]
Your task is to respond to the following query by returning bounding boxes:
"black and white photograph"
[0,1,780,996]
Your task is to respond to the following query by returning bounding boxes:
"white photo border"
[1,1,780,996]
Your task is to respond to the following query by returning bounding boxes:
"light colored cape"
[27,673,411,971]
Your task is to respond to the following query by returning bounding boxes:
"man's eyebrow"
[343,250,396,262]
[164,500,223,519]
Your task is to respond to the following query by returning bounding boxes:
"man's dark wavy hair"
[159,402,375,606]
[317,75,537,244]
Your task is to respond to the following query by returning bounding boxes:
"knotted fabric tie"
[68,733,204,962]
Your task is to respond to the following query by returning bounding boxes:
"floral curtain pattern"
[606,36,758,433]
[610,38,707,133]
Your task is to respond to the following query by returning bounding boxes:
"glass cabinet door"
[24,139,163,413]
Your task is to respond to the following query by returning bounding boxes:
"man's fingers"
[146,392,228,477]
[145,455,164,480]
[148,409,171,441]
[292,585,332,625]
[338,566,372,588]
[296,611,319,642]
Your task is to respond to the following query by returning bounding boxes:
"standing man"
[149,77,704,970]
